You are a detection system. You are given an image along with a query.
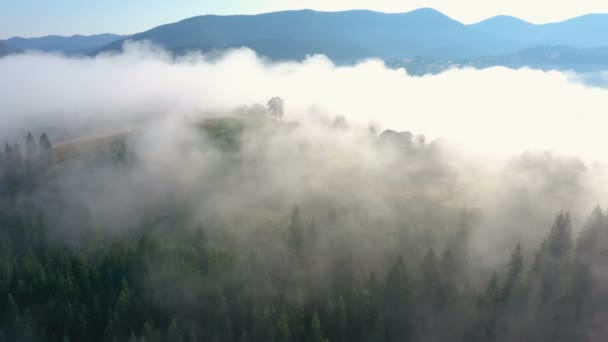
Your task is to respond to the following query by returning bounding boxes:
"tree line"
[0,133,53,196]
[0,199,607,341]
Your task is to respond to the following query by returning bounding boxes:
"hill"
[4,33,128,55]
[0,41,21,57]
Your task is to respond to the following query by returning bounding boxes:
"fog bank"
[1,41,608,162]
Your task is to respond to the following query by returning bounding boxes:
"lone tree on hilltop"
[267,97,284,120]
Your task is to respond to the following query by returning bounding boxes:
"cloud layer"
[3,43,608,269]
[1,42,608,161]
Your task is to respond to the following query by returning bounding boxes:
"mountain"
[4,33,128,55]
[471,13,608,48]
[6,9,608,73]
[539,14,608,47]
[0,41,21,57]
[469,15,538,46]
[94,9,514,62]
[94,9,608,64]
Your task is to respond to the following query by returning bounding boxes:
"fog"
[2,41,608,161]
[2,41,608,263]
[3,41,608,341]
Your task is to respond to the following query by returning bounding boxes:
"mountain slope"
[0,41,21,57]
[470,15,537,46]
[471,13,608,48]
[539,14,608,47]
[94,9,608,63]
[5,33,128,55]
[97,11,377,62]
[94,9,513,61]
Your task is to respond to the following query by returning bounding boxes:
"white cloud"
[1,43,608,162]
[4,44,608,258]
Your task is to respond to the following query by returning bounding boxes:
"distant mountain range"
[1,34,127,55]
[0,41,22,56]
[2,8,608,73]
[93,9,608,62]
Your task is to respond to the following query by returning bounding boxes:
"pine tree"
[288,206,304,251]
[366,271,381,328]
[187,330,197,342]
[336,297,347,342]
[419,248,444,309]
[548,212,573,260]
[310,311,328,342]
[166,319,183,342]
[370,313,384,342]
[572,207,608,329]
[115,279,137,334]
[38,133,53,167]
[480,272,501,341]
[224,317,235,342]
[575,206,605,268]
[384,256,411,341]
[531,212,574,305]
[484,273,500,308]
[25,132,36,164]
[501,244,524,302]
[6,294,18,325]
[307,219,318,250]
[262,306,276,342]
[128,331,137,342]
[275,309,291,342]
[143,321,161,342]
[238,330,249,342]
[384,257,410,307]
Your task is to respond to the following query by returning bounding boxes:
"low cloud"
[2,41,608,161]
[1,42,608,267]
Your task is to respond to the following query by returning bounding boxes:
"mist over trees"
[0,111,607,342]
[1,133,53,196]
[2,46,608,342]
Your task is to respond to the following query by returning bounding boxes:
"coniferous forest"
[0,117,607,342]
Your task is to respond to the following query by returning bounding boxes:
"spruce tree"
[501,244,524,302]
[275,309,291,342]
[310,311,328,342]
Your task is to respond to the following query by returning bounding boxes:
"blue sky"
[0,0,259,38]
[2,0,608,39]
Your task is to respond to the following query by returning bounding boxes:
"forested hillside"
[1,114,607,342]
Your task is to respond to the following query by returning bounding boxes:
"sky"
[2,0,608,39]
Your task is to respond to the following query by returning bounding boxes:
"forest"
[0,113,607,342]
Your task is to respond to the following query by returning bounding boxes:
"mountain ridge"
[0,41,22,57]
[4,8,608,74]
[92,8,608,63]
[3,33,129,55]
